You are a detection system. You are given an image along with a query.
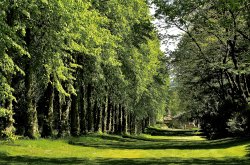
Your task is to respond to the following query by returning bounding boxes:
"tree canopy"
[153,0,250,139]
[0,0,169,140]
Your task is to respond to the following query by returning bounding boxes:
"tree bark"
[93,100,98,132]
[94,100,101,132]
[112,104,117,133]
[101,97,107,133]
[70,94,79,136]
[53,89,61,133]
[24,28,39,139]
[130,113,136,134]
[106,97,112,132]
[118,104,122,134]
[86,84,93,132]
[57,96,71,137]
[121,106,127,134]
[41,77,54,138]
[79,85,87,134]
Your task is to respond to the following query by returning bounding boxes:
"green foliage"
[0,0,169,139]
[153,0,250,138]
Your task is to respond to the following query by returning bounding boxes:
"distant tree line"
[0,0,169,140]
[154,0,250,139]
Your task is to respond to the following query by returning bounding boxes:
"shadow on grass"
[99,134,137,142]
[70,134,250,150]
[0,153,249,165]
[146,127,203,136]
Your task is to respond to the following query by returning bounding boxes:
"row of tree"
[153,0,250,139]
[0,0,169,140]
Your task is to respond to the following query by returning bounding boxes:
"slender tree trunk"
[94,100,101,132]
[127,112,131,134]
[101,98,107,133]
[118,104,122,134]
[53,89,61,133]
[136,120,142,134]
[142,119,146,133]
[130,113,136,134]
[70,94,79,136]
[93,100,98,132]
[106,97,112,132]
[86,84,93,132]
[145,117,150,128]
[79,85,86,134]
[41,77,54,137]
[122,106,127,134]
[112,104,117,133]
[150,115,156,127]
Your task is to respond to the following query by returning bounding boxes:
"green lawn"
[0,131,250,164]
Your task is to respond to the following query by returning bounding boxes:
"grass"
[0,129,250,164]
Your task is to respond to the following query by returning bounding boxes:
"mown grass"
[0,130,250,164]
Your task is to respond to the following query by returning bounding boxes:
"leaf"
[22,10,30,19]
[41,0,48,5]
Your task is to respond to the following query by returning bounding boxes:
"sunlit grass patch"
[136,134,206,141]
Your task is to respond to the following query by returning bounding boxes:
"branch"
[172,22,210,62]
[237,30,250,41]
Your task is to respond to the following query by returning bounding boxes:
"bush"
[227,112,248,136]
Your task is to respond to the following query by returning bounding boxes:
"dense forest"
[0,0,169,140]
[154,0,250,139]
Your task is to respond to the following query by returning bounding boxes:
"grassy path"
[0,129,250,164]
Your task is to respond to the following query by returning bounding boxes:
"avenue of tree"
[2,0,250,141]
[0,0,169,140]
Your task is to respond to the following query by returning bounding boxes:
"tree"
[153,0,250,138]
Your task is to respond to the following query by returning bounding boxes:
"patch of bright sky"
[149,5,183,54]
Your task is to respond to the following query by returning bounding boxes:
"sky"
[149,5,182,54]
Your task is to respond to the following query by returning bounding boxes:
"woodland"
[1,0,250,164]
[1,0,250,141]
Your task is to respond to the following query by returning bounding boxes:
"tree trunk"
[2,100,15,139]
[24,28,39,139]
[149,115,156,127]
[86,84,93,132]
[57,96,71,137]
[41,78,54,138]
[53,89,61,133]
[94,100,101,132]
[101,98,107,133]
[70,94,79,136]
[112,104,116,133]
[142,119,146,133]
[136,120,142,134]
[118,104,122,134]
[79,85,87,134]
[130,113,136,134]
[106,97,112,132]
[127,112,131,134]
[122,106,127,134]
